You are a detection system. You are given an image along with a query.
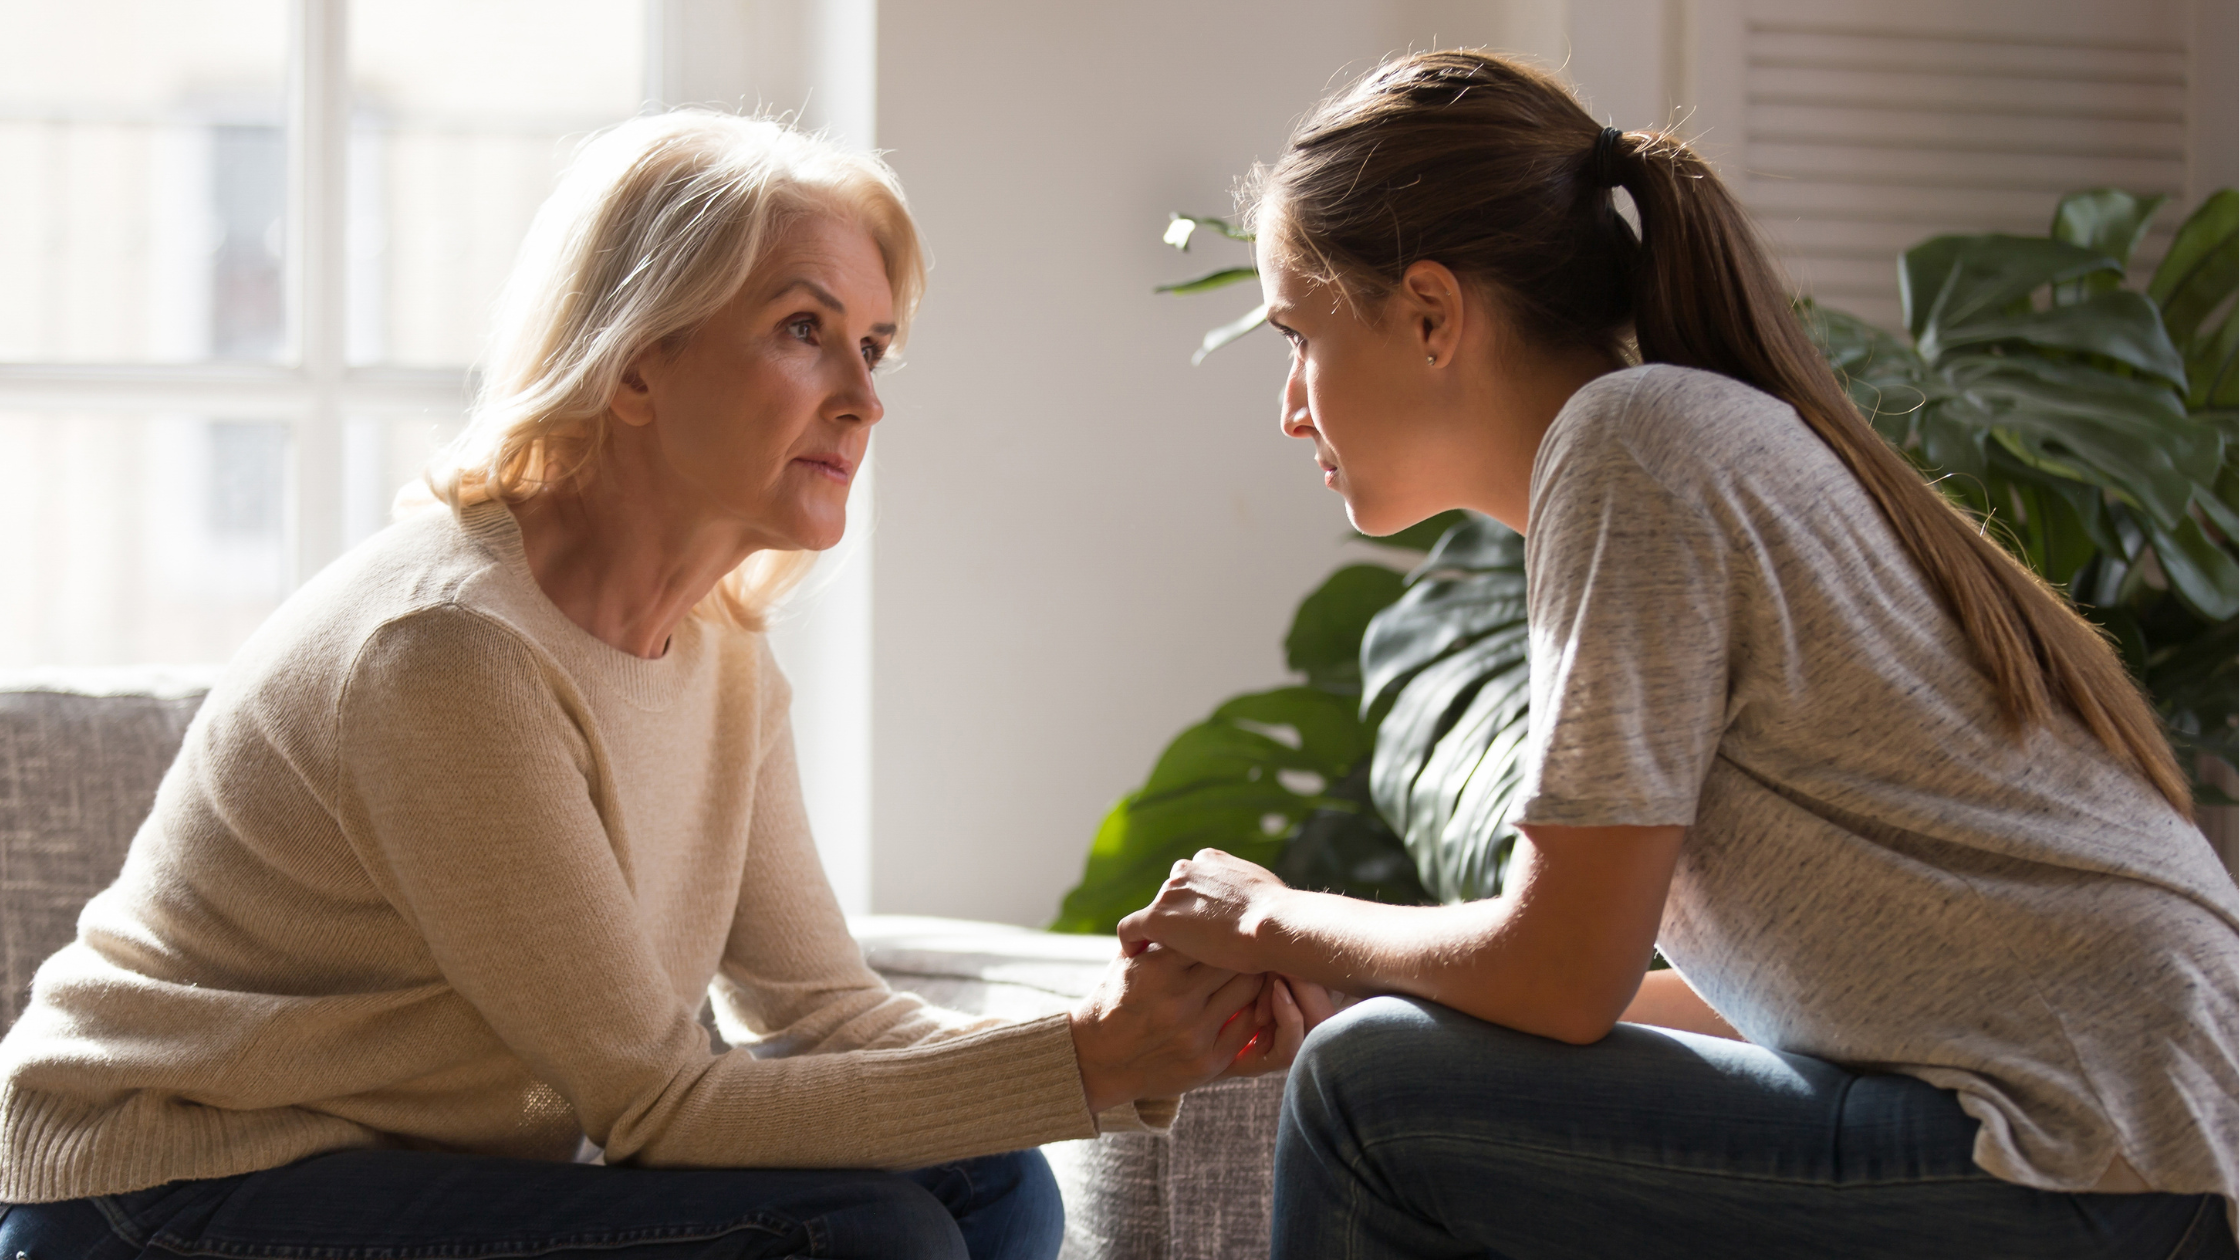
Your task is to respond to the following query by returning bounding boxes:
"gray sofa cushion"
[0,668,217,1032]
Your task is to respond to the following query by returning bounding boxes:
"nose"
[831,355,885,427]
[1279,362,1311,439]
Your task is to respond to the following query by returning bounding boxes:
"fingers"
[1206,968,1266,1020]
[1290,977,1339,1030]
[1268,977,1306,1063]
[1209,986,1265,1067]
[1115,907,1154,954]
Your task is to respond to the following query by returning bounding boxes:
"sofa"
[0,670,1286,1259]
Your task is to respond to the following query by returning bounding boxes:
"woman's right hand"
[1068,944,1268,1115]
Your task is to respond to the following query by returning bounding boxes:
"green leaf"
[1285,564,1408,692]
[1154,266,1259,296]
[1191,301,1269,365]
[1932,290,2187,389]
[1050,779,1298,934]
[2049,189,2165,298]
[1163,213,1255,251]
[1353,514,1535,903]
[1935,353,2210,526]
[1052,685,1371,934]
[2144,616,2238,770]
[1273,764,1434,904]
[2186,305,2236,412]
[1369,631,1532,903]
[1903,235,2122,349]
[2147,513,2240,622]
[1359,517,1526,706]
[2148,190,2238,348]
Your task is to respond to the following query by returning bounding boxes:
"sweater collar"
[456,498,707,712]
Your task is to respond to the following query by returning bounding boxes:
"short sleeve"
[1514,396,1734,828]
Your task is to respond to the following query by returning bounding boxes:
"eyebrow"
[773,278,898,337]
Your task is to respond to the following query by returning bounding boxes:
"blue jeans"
[0,1147,1062,1259]
[1277,996,2234,1260]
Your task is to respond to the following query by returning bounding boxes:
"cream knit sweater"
[0,501,1116,1204]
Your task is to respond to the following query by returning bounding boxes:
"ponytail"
[1254,50,2191,813]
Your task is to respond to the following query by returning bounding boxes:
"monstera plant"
[1809,189,2236,782]
[1054,189,2236,934]
[1049,518,1454,934]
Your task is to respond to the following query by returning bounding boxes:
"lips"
[794,453,857,483]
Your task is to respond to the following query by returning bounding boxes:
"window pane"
[0,1,290,364]
[343,411,466,551]
[349,1,648,367]
[0,412,294,666]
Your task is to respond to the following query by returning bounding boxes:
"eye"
[861,340,886,369]
[786,314,819,342]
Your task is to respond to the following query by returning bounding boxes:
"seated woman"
[1121,51,2238,1259]
[0,113,1306,1260]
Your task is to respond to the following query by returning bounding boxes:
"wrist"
[1066,1003,1136,1115]
[1238,886,1307,968]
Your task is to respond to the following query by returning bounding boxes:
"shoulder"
[710,624,794,736]
[186,510,515,722]
[1535,365,1829,509]
[1549,365,1796,469]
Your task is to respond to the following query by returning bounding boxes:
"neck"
[512,445,766,660]
[1463,341,1627,533]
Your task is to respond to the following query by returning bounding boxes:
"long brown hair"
[1252,50,2190,813]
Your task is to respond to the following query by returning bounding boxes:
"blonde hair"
[422,110,926,631]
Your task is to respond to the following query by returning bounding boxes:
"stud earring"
[1426,354,1436,365]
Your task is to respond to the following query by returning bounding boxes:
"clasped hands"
[1068,848,1337,1116]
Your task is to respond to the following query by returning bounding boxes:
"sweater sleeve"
[706,648,1003,1057]
[334,606,1097,1170]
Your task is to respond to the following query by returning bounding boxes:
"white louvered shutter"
[1690,0,2192,330]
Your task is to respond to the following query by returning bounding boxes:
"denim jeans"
[1276,996,2234,1260]
[0,1146,1062,1260]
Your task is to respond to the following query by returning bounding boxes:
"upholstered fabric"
[0,669,216,1033]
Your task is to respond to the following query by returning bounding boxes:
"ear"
[610,348,660,429]
[1396,259,1467,369]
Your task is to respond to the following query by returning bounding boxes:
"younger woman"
[1120,51,2237,1259]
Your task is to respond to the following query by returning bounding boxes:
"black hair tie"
[1590,126,1626,189]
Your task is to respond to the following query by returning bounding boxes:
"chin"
[1342,497,1408,539]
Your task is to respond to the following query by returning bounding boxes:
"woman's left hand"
[1117,848,1292,973]
[1221,974,1340,1077]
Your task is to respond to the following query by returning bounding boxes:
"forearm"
[1245,888,1633,1044]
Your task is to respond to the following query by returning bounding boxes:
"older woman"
[0,113,1302,1260]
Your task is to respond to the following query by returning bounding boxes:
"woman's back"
[1525,363,2237,1195]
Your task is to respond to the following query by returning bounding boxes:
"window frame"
[0,0,514,586]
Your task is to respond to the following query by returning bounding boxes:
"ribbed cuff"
[1093,1095,1179,1135]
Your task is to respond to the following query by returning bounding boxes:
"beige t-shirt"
[1517,364,2237,1199]
[0,500,1109,1204]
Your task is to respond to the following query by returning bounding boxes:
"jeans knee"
[1296,996,1436,1084]
[905,1149,1063,1260]
[822,1177,970,1260]
[1286,997,1436,1139]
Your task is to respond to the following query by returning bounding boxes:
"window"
[2,0,877,911]
[0,0,648,667]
